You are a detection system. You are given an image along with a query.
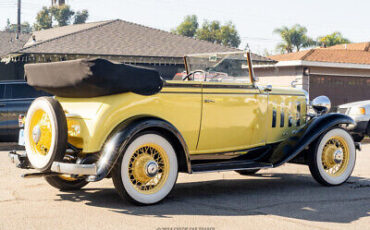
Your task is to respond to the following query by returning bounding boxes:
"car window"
[8,83,50,99]
[0,85,5,99]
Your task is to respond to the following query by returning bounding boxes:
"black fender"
[87,117,191,182]
[269,113,355,167]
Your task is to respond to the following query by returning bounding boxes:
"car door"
[196,82,268,154]
[0,84,7,139]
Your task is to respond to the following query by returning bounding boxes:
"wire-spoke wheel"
[309,128,356,186]
[112,132,178,205]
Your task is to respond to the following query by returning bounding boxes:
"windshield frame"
[183,51,256,84]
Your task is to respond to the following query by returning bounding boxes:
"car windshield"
[184,51,253,83]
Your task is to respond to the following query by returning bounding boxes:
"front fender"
[87,118,191,182]
[269,113,355,167]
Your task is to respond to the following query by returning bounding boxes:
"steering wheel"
[182,70,206,81]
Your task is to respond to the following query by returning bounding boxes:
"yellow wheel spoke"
[29,110,53,156]
[321,136,349,177]
[128,144,169,194]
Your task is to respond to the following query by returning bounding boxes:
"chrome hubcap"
[333,149,344,164]
[145,160,159,177]
[32,125,41,144]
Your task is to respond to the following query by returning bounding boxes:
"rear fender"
[269,113,355,167]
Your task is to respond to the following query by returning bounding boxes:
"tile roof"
[327,42,370,51]
[0,32,30,57]
[17,19,272,62]
[268,50,313,62]
[268,42,370,65]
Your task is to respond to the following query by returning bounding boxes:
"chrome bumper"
[9,151,97,176]
[51,162,97,175]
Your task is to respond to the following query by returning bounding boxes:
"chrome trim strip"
[51,162,97,175]
[163,82,201,88]
[202,84,255,89]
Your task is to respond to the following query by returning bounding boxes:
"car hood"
[338,100,370,108]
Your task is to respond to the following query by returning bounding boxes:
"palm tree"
[274,24,316,53]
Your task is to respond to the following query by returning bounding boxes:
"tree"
[34,7,53,31]
[172,15,198,37]
[74,10,89,25]
[33,5,89,31]
[51,5,75,27]
[172,15,241,48]
[196,20,221,43]
[317,32,350,47]
[219,22,241,48]
[196,20,241,48]
[5,19,32,33]
[274,24,315,53]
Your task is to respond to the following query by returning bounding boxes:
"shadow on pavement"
[55,172,370,223]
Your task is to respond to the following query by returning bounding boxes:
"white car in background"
[338,100,370,142]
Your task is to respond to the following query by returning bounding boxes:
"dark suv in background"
[0,81,50,142]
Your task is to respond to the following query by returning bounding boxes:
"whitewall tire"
[309,128,356,186]
[112,132,178,205]
[24,97,67,172]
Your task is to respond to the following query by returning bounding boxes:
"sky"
[0,0,369,55]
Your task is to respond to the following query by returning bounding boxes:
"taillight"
[18,114,25,128]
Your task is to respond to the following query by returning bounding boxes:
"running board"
[191,160,273,173]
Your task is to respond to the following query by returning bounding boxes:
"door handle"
[204,99,215,103]
[0,103,5,107]
[264,85,272,92]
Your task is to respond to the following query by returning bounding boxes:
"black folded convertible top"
[24,58,163,98]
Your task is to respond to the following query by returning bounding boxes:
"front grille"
[338,108,348,114]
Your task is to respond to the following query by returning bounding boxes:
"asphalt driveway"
[0,144,369,230]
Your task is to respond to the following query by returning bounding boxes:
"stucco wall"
[254,66,304,88]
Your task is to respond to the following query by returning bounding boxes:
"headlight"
[311,96,331,115]
[349,107,366,115]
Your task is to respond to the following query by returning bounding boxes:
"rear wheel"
[112,132,178,205]
[45,175,88,191]
[308,128,356,186]
[24,97,67,172]
[235,169,260,175]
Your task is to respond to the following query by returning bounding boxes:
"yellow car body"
[10,51,357,205]
[61,81,307,156]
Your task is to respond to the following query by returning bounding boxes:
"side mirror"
[311,96,331,115]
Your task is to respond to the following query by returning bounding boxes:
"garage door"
[309,74,370,107]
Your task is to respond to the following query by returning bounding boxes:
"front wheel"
[308,128,356,186]
[112,132,178,205]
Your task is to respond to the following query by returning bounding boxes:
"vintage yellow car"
[9,52,358,205]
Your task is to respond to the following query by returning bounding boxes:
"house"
[2,19,273,80]
[255,42,370,107]
[0,32,30,80]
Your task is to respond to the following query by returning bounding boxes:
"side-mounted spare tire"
[24,97,67,172]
